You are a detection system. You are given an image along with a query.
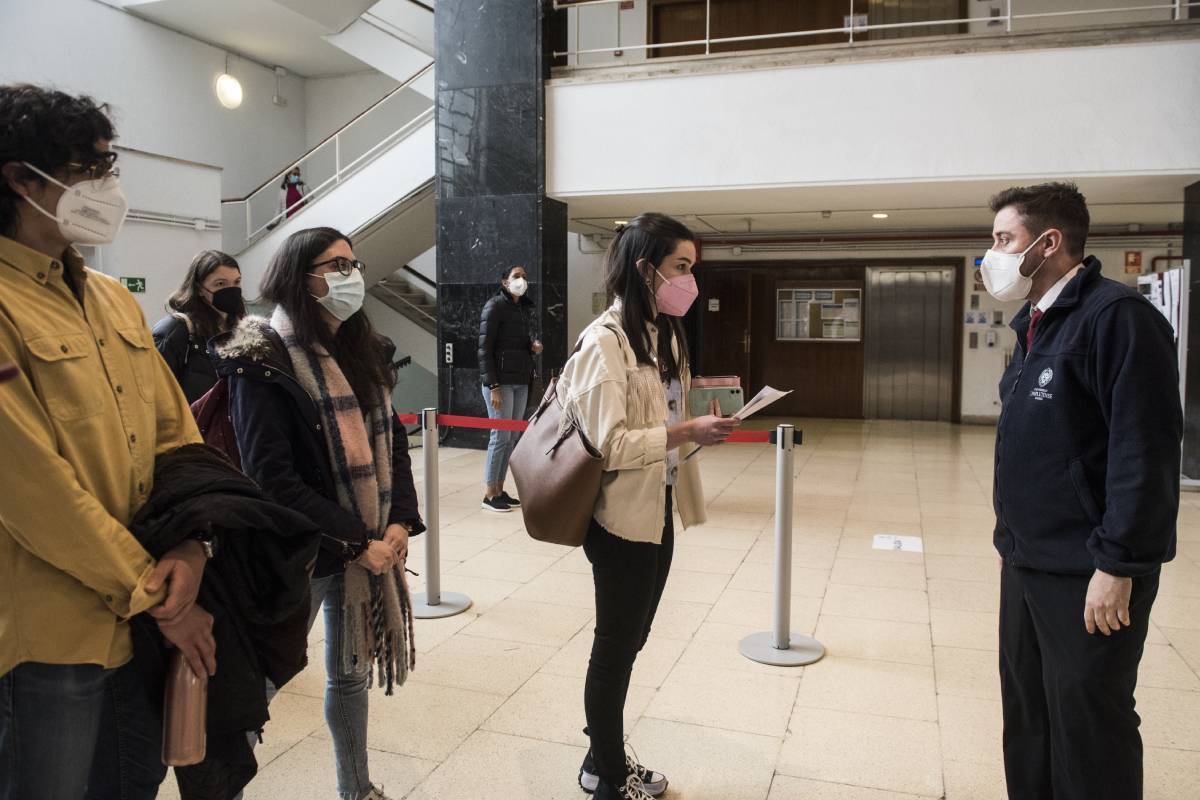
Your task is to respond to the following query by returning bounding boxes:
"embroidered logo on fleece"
[1031,368,1054,401]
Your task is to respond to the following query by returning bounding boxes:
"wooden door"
[696,268,751,386]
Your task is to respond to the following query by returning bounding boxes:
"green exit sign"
[120,277,146,294]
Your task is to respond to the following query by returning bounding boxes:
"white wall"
[548,40,1200,198]
[0,0,309,200]
[565,233,1184,421]
[566,1,649,67]
[969,0,1176,34]
[90,149,224,321]
[305,71,401,148]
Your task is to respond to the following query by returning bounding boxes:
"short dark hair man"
[0,85,213,799]
[983,181,1181,799]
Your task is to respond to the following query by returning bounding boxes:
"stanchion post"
[739,424,824,666]
[411,408,473,619]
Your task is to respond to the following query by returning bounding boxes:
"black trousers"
[999,562,1160,800]
[583,487,675,786]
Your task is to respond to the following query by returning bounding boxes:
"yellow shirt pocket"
[24,332,105,421]
[115,325,157,403]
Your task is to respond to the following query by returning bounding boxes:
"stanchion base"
[739,631,825,667]
[411,591,473,619]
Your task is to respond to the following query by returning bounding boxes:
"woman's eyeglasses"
[311,257,367,277]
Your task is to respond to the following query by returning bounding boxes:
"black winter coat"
[211,317,424,579]
[153,314,219,404]
[129,444,322,800]
[993,257,1182,577]
[478,290,536,387]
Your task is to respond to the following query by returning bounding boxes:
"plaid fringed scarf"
[273,306,415,693]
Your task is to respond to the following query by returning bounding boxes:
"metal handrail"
[222,62,434,249]
[553,0,1198,63]
[223,61,433,203]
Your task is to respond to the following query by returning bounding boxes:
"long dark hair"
[260,227,394,409]
[166,250,244,341]
[603,213,695,382]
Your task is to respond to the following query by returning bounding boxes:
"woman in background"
[152,249,244,403]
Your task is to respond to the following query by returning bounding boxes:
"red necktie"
[1026,308,1043,354]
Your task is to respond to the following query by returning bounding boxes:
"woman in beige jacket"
[559,213,739,800]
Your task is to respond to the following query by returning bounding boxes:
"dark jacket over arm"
[1087,298,1182,576]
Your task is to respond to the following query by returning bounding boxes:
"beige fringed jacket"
[558,303,705,543]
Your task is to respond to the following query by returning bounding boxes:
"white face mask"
[980,231,1050,302]
[20,161,128,245]
[308,269,365,321]
[507,277,528,297]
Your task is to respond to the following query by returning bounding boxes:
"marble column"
[435,0,568,449]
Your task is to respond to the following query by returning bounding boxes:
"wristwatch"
[489,383,500,390]
[190,531,218,560]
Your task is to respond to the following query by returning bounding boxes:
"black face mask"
[208,286,243,317]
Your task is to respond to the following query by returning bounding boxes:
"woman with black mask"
[152,250,245,403]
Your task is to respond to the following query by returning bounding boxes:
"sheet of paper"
[872,534,924,553]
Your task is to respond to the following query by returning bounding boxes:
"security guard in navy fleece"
[985,183,1181,800]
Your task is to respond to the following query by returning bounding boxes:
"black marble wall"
[1183,181,1199,478]
[435,0,568,449]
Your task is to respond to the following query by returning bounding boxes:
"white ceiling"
[561,174,1196,237]
[116,0,376,77]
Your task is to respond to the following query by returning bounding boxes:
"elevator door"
[864,267,955,421]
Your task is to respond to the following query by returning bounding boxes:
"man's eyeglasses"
[311,257,367,277]
[68,151,120,181]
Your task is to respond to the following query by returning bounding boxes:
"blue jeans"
[239,574,373,800]
[482,383,529,489]
[0,659,164,800]
[311,573,373,800]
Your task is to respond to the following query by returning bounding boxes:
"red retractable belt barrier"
[396,413,420,425]
[407,413,773,443]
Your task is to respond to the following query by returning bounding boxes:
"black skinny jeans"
[583,486,675,787]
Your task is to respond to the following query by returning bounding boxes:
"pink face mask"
[654,267,699,317]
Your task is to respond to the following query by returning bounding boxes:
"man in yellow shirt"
[0,85,214,799]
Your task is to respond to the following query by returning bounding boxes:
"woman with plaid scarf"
[214,227,424,800]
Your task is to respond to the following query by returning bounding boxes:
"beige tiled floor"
[162,419,1200,799]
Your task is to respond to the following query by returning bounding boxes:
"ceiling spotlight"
[216,54,243,109]
[872,212,889,219]
[613,220,628,227]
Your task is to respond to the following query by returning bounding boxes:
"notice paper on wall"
[872,534,924,553]
[685,385,793,460]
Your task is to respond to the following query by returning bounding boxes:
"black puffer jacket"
[153,314,219,404]
[129,444,322,800]
[478,290,536,387]
[211,316,424,578]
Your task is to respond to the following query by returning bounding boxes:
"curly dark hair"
[0,84,117,236]
[989,182,1090,258]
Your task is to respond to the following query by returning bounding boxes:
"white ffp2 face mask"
[980,231,1050,302]
[309,269,365,321]
[20,161,128,245]
[507,277,528,297]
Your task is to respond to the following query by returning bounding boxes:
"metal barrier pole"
[412,407,473,618]
[739,424,824,666]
